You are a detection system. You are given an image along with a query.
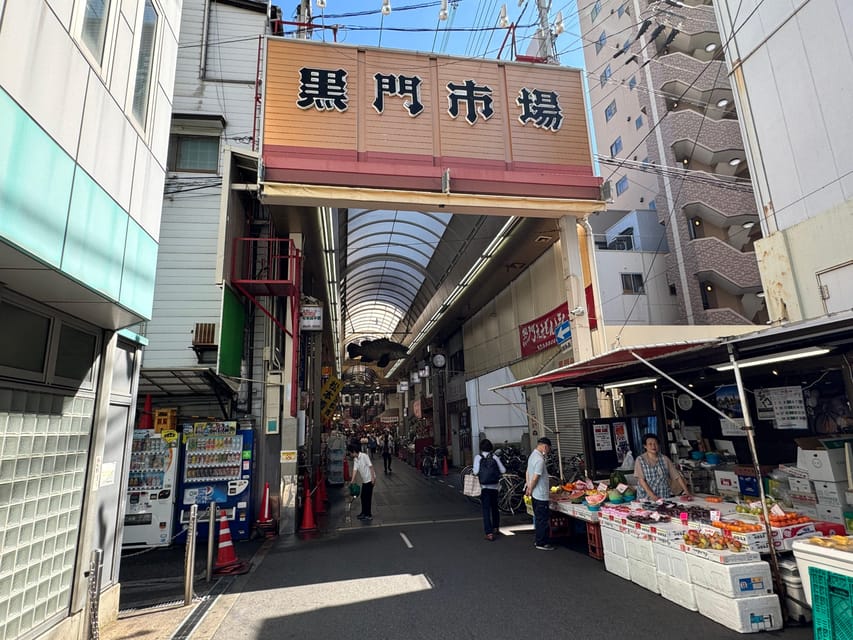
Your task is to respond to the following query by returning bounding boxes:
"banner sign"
[518,302,569,357]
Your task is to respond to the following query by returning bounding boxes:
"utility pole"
[535,0,558,64]
[296,0,313,39]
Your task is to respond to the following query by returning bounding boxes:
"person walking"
[380,430,395,474]
[525,437,554,550]
[474,439,506,541]
[347,443,376,520]
[368,434,377,460]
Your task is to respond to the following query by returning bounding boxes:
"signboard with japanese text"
[320,375,344,420]
[262,38,599,201]
[299,305,323,331]
[518,302,569,358]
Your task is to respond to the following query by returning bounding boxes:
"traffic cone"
[138,394,153,429]
[255,482,277,538]
[442,455,449,476]
[213,511,249,575]
[299,475,317,532]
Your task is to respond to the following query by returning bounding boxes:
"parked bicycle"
[420,446,447,477]
[497,472,525,515]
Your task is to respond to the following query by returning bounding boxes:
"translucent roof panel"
[342,209,451,348]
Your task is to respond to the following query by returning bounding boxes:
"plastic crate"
[586,522,603,560]
[810,567,853,640]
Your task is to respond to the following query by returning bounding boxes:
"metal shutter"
[541,388,583,460]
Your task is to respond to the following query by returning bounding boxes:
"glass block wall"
[0,388,93,640]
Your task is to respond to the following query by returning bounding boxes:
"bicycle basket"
[349,484,361,497]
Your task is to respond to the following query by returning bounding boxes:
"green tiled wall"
[0,87,158,322]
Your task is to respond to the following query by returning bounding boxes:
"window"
[635,115,644,129]
[618,3,629,18]
[628,75,637,91]
[599,65,612,88]
[621,273,645,294]
[669,284,677,296]
[590,1,601,23]
[616,175,629,195]
[168,135,220,172]
[131,0,159,126]
[54,324,99,385]
[610,136,622,156]
[0,300,51,376]
[604,100,617,122]
[596,31,607,54]
[80,0,112,65]
[649,199,657,210]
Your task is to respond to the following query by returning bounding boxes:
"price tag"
[597,482,608,492]
[770,504,786,517]
[710,510,721,522]
[748,500,763,509]
[616,482,628,493]
[585,479,595,490]
[650,512,662,521]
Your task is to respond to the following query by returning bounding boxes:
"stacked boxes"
[794,437,853,528]
[154,408,177,433]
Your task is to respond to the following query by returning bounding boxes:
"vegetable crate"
[586,522,603,560]
[810,567,853,640]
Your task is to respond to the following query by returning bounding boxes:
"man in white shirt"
[347,444,376,520]
[525,437,553,550]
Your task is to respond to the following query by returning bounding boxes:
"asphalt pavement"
[106,457,816,639]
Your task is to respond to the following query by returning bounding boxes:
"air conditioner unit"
[192,323,217,346]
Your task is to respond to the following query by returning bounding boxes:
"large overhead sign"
[262,39,600,201]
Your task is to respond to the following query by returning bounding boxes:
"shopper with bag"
[526,437,554,550]
[474,439,506,541]
[347,444,376,520]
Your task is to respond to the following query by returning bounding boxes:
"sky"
[290,0,586,71]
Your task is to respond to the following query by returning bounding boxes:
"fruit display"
[766,512,812,527]
[682,529,744,552]
[808,535,853,551]
[585,492,607,506]
[710,519,763,533]
[626,512,671,524]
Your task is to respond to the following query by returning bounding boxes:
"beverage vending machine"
[123,430,179,546]
[176,421,254,541]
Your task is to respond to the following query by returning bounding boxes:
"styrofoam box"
[625,534,655,565]
[678,543,761,565]
[686,554,773,598]
[628,556,659,593]
[601,525,627,557]
[694,585,783,633]
[653,541,691,583]
[813,481,850,507]
[604,549,631,580]
[657,572,698,611]
[797,442,850,483]
[788,476,814,494]
[792,537,853,605]
[815,504,845,525]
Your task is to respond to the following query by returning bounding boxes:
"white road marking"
[399,532,413,548]
[498,524,535,536]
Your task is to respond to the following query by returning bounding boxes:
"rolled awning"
[490,340,719,390]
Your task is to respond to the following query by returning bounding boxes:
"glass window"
[635,115,644,129]
[617,3,628,18]
[621,273,645,294]
[168,135,220,172]
[590,1,601,23]
[616,175,629,195]
[599,65,612,88]
[80,0,112,65]
[628,75,637,91]
[604,100,617,122]
[610,136,622,156]
[54,324,98,385]
[595,31,607,54]
[132,0,159,126]
[0,301,51,374]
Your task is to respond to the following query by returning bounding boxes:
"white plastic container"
[694,586,783,633]
[781,574,812,624]
[686,554,773,598]
[604,549,631,580]
[657,572,697,611]
[625,534,655,565]
[628,556,659,593]
[653,541,691,583]
[601,525,627,557]
[792,538,853,605]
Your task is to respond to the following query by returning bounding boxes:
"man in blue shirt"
[525,437,554,550]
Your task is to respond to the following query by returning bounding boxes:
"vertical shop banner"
[593,423,613,452]
[613,421,629,463]
[518,302,569,357]
[320,375,343,419]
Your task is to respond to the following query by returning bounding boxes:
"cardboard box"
[815,504,845,525]
[795,436,853,483]
[714,469,740,495]
[788,476,814,494]
[813,480,849,507]
[778,463,809,479]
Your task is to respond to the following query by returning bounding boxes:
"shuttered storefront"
[540,388,583,462]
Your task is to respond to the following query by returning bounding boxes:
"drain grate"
[169,577,234,640]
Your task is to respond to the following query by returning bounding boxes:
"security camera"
[570,306,585,316]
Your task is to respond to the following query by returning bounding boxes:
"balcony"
[687,237,761,293]
[230,237,301,298]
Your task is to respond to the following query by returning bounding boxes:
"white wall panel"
[79,79,137,209]
[130,143,165,239]
[0,1,88,157]
[121,0,139,30]
[158,19,179,103]
[45,0,74,29]
[150,85,173,167]
[109,17,135,102]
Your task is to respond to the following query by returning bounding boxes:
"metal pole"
[726,346,788,616]
[549,386,564,483]
[85,548,103,640]
[184,504,198,606]
[206,502,217,582]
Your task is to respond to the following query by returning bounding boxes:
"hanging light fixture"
[381,0,391,16]
[499,4,509,28]
[438,0,448,20]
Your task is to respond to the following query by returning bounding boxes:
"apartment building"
[579,0,766,326]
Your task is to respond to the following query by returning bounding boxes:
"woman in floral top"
[634,433,690,501]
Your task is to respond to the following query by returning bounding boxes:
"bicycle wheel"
[498,476,522,514]
[461,466,480,504]
[421,455,432,476]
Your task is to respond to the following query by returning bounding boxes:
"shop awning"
[491,340,719,390]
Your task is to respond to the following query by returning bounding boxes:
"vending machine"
[123,430,179,546]
[176,421,254,541]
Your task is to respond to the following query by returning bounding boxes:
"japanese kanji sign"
[320,375,344,420]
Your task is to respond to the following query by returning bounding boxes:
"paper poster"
[760,386,807,429]
[593,423,613,452]
[613,421,629,463]
[716,386,745,436]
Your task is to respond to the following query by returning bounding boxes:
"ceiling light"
[705,284,713,292]
[712,347,831,372]
[742,221,755,229]
[705,43,717,52]
[716,98,729,108]
[381,0,391,15]
[693,218,702,226]
[602,377,658,390]
[729,158,742,166]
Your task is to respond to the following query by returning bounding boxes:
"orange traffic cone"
[213,511,249,575]
[255,482,277,538]
[442,455,449,476]
[299,475,317,532]
[138,394,153,429]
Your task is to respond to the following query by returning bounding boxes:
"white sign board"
[300,305,323,331]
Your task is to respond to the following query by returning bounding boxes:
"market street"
[175,461,815,640]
